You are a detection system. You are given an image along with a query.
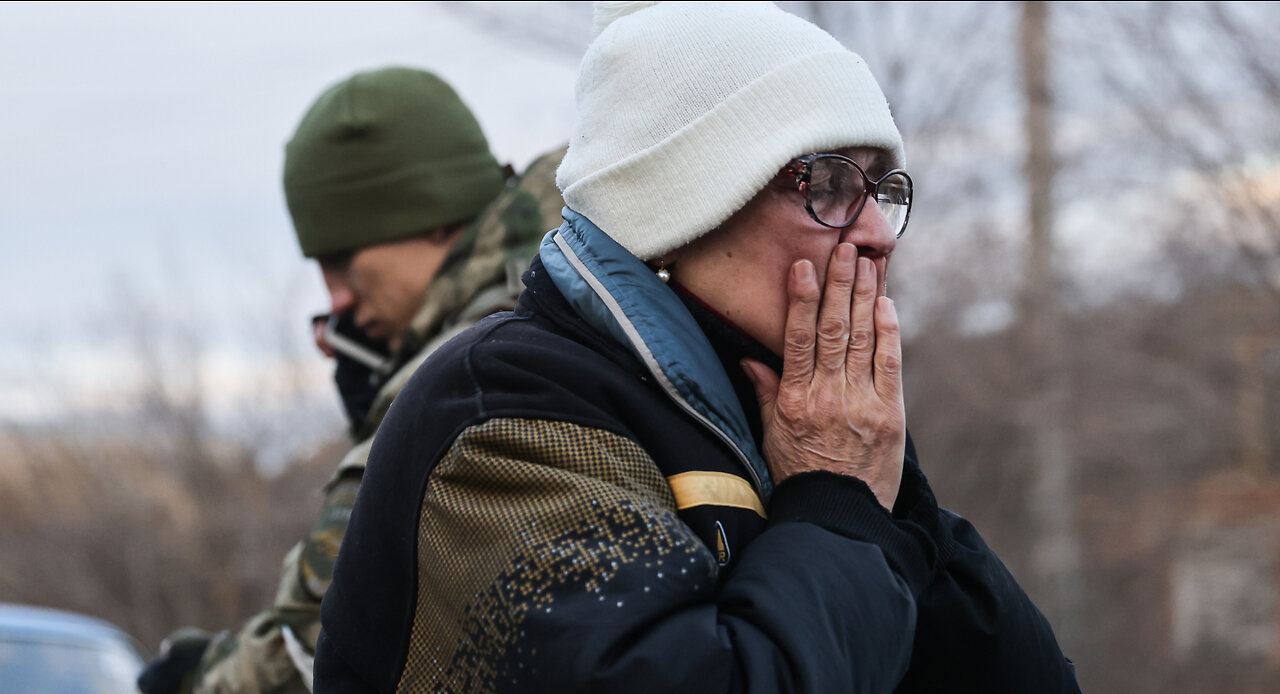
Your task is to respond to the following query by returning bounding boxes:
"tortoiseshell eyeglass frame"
[779,153,913,238]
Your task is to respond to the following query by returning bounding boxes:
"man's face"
[668,147,898,356]
[318,235,455,353]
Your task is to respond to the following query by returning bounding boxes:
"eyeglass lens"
[806,156,911,238]
[874,172,911,238]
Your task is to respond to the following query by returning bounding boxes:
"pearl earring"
[655,258,671,283]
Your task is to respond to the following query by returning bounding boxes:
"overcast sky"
[2,1,1272,436]
[0,2,586,424]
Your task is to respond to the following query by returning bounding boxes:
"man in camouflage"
[137,66,565,694]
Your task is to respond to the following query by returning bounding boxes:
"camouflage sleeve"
[189,470,362,694]
[519,145,569,233]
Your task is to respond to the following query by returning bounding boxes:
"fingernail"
[794,260,814,282]
[858,256,871,275]
[837,243,855,263]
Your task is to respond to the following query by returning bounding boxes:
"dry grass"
[0,425,343,653]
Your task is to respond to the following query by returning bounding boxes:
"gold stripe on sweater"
[666,471,767,519]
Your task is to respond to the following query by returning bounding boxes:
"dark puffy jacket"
[315,209,1080,693]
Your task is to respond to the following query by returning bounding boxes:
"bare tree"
[1016,0,1085,652]
[1071,2,1280,307]
[0,267,341,647]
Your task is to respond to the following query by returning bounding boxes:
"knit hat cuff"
[558,50,904,261]
[289,151,504,258]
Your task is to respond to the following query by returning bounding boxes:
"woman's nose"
[842,201,896,259]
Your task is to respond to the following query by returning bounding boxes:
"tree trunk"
[1018,0,1085,656]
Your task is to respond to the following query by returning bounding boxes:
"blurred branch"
[1083,2,1280,305]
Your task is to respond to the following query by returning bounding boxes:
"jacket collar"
[400,146,568,359]
[539,207,773,501]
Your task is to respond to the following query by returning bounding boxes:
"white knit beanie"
[556,1,905,261]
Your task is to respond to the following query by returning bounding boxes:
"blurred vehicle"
[0,603,144,694]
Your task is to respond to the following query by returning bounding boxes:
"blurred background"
[1,2,1277,692]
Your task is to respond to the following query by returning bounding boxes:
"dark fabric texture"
[316,255,1080,694]
[137,631,211,694]
[326,313,390,435]
[894,510,1080,693]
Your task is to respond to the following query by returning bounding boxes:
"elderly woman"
[316,3,1080,693]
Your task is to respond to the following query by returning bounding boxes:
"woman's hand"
[742,243,905,510]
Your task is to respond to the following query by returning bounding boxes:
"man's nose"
[321,268,356,316]
[329,286,355,316]
[843,202,896,259]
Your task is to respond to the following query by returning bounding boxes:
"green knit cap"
[284,67,506,258]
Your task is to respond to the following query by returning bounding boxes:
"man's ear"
[316,250,355,273]
[425,221,471,246]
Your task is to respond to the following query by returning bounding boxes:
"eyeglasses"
[781,153,913,238]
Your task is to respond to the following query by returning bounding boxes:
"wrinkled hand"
[742,243,905,510]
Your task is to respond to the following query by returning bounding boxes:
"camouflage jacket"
[183,146,567,694]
